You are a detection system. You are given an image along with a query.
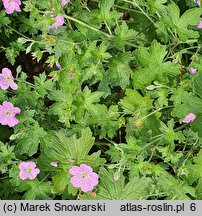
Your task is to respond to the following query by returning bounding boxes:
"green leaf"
[34,73,55,98]
[16,179,51,200]
[99,0,122,26]
[15,122,46,156]
[171,87,202,120]
[192,114,202,137]
[83,168,151,200]
[41,128,104,166]
[0,142,15,174]
[87,104,120,138]
[193,71,202,99]
[107,52,134,89]
[119,89,153,115]
[157,173,195,199]
[132,40,180,89]
[100,0,115,18]
[0,11,11,27]
[113,22,138,49]
[147,0,167,14]
[159,2,202,41]
[52,170,70,194]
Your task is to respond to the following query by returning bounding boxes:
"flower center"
[5,110,13,116]
[7,76,12,83]
[26,167,33,173]
[80,171,88,179]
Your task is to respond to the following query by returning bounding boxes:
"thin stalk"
[64,15,112,39]
[122,0,156,25]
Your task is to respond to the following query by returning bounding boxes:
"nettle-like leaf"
[113,22,138,49]
[73,86,104,125]
[14,122,46,156]
[186,150,202,199]
[99,0,122,26]
[0,142,16,174]
[171,87,202,120]
[41,127,105,166]
[119,88,153,115]
[16,179,51,200]
[83,168,151,200]
[106,52,134,90]
[157,2,202,41]
[157,173,196,200]
[132,40,180,89]
[0,11,11,27]
[51,170,71,194]
[193,71,202,99]
[34,73,55,98]
[147,0,167,14]
[87,104,120,138]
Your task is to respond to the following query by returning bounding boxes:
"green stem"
[122,0,156,25]
[64,15,112,39]
[7,26,30,39]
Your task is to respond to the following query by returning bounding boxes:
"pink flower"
[189,67,197,75]
[61,0,70,7]
[182,113,196,123]
[0,101,21,127]
[195,0,200,6]
[197,21,202,29]
[0,68,18,90]
[19,162,40,180]
[56,62,61,70]
[48,15,64,30]
[69,164,99,192]
[68,71,73,79]
[50,162,58,167]
[2,0,21,14]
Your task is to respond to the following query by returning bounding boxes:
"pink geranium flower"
[197,21,202,29]
[69,164,99,192]
[50,162,58,167]
[195,0,200,6]
[182,113,196,123]
[189,67,197,75]
[19,162,40,180]
[55,62,61,70]
[0,101,21,127]
[48,15,64,30]
[0,68,18,90]
[2,0,21,14]
[61,0,70,7]
[68,71,73,79]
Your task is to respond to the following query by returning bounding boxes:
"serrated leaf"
[52,171,70,194]
[119,89,153,115]
[113,22,138,49]
[132,40,180,89]
[15,122,46,156]
[16,179,51,200]
[160,2,202,41]
[83,168,151,200]
[0,11,11,27]
[193,71,202,99]
[107,52,133,89]
[41,128,104,166]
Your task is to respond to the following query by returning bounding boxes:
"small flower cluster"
[19,162,99,192]
[2,0,21,14]
[0,68,20,127]
[48,15,64,30]
[2,0,66,30]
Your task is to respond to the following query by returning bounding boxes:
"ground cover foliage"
[0,0,202,200]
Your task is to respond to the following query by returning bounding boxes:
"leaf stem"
[122,0,156,25]
[64,15,112,39]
